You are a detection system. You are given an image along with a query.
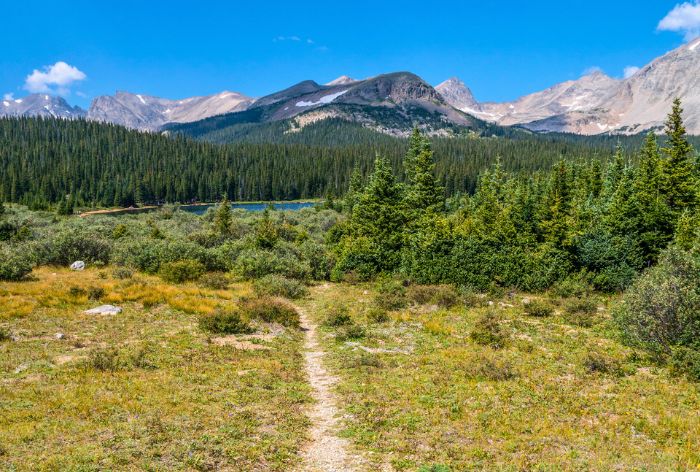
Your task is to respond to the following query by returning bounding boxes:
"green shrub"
[584,352,623,376]
[235,247,311,281]
[669,347,700,381]
[199,309,254,335]
[253,274,308,299]
[366,307,390,323]
[0,248,33,281]
[199,272,230,290]
[336,324,366,341]
[470,354,516,381]
[407,284,458,308]
[112,267,133,279]
[348,352,383,368]
[470,311,507,348]
[324,304,352,327]
[524,299,553,317]
[563,298,599,327]
[42,229,112,266]
[241,297,300,328]
[69,286,86,297]
[374,278,407,310]
[614,247,700,355]
[551,272,594,298]
[159,259,205,283]
[87,286,105,301]
[0,328,11,342]
[86,348,121,372]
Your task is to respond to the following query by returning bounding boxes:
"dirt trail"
[297,306,362,472]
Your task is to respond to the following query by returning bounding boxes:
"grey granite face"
[86,90,254,131]
[1,94,86,119]
[437,38,700,135]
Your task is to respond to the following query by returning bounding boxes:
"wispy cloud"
[623,66,640,79]
[3,93,14,101]
[23,61,86,96]
[273,35,327,51]
[658,1,700,41]
[273,35,302,42]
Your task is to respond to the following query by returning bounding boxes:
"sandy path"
[297,306,362,472]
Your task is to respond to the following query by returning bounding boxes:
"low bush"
[253,274,308,299]
[524,299,553,317]
[323,304,352,327]
[550,273,594,298]
[614,247,700,356]
[241,297,300,328]
[407,284,459,308]
[159,259,205,283]
[366,307,390,323]
[0,328,11,342]
[112,267,133,279]
[69,286,86,297]
[336,324,366,341]
[87,286,105,301]
[374,278,408,311]
[584,352,624,376]
[0,248,33,281]
[348,352,383,369]
[470,354,516,381]
[86,347,121,372]
[199,309,254,335]
[669,347,700,382]
[199,272,230,290]
[470,311,507,349]
[563,298,599,327]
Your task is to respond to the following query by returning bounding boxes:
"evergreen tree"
[405,131,445,213]
[350,155,406,270]
[344,166,363,214]
[661,98,697,214]
[214,194,233,235]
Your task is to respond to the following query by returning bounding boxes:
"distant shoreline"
[78,200,321,217]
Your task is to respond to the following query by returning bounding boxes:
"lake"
[180,201,317,215]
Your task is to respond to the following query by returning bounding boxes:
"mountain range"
[2,38,699,136]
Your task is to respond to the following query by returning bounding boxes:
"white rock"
[55,333,66,340]
[84,305,122,315]
[70,261,85,271]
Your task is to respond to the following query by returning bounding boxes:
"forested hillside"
[0,116,664,209]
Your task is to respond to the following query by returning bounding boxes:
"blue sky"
[1,0,698,107]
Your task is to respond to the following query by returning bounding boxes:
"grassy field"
[2,269,700,471]
[299,284,700,471]
[0,267,310,471]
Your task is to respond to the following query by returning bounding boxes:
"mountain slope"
[438,39,700,135]
[171,72,488,141]
[0,94,85,119]
[87,90,253,130]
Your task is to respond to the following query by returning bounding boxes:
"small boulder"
[55,333,66,340]
[84,305,122,315]
[70,261,86,271]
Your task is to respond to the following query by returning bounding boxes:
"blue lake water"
[180,201,316,215]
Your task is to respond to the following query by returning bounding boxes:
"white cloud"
[658,1,700,41]
[3,93,14,101]
[623,66,640,78]
[274,35,302,42]
[23,61,86,95]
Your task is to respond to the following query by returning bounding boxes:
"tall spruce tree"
[214,195,232,235]
[661,98,697,215]
[405,131,444,213]
[351,155,406,269]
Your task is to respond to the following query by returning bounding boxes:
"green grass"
[0,268,310,471]
[299,284,700,471]
[3,270,700,471]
